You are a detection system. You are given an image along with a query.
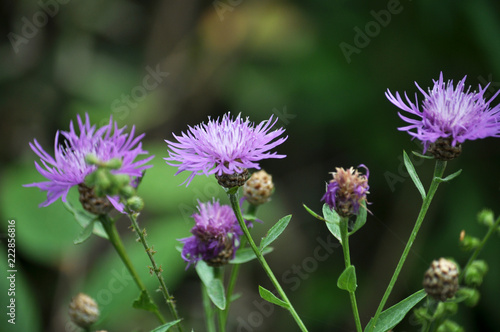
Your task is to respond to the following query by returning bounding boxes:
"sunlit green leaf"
[323,204,341,244]
[74,219,95,244]
[350,206,367,235]
[259,215,292,251]
[403,150,426,200]
[132,290,157,313]
[149,319,182,332]
[195,261,226,310]
[436,169,462,183]
[337,266,357,292]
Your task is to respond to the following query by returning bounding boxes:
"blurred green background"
[1,0,500,331]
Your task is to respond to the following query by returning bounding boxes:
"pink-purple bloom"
[322,165,370,217]
[25,114,154,208]
[180,199,243,268]
[386,72,500,152]
[165,113,287,186]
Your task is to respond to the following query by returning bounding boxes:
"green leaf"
[195,261,226,310]
[365,289,427,332]
[258,286,289,309]
[412,150,434,159]
[303,204,326,221]
[73,219,95,244]
[436,169,462,183]
[230,247,274,264]
[132,290,157,313]
[149,319,182,332]
[403,150,426,200]
[242,214,258,221]
[337,265,357,292]
[350,206,367,235]
[63,201,108,240]
[259,215,292,251]
[323,204,342,244]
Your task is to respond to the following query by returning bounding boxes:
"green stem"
[460,215,500,283]
[339,217,362,332]
[369,159,447,331]
[213,267,226,332]
[228,193,308,332]
[202,285,216,332]
[99,215,166,324]
[127,212,183,331]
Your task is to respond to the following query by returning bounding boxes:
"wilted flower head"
[180,199,243,268]
[321,165,369,217]
[386,72,500,159]
[24,114,153,210]
[165,112,287,186]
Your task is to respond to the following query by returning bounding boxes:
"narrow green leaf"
[63,201,108,240]
[242,214,257,221]
[323,204,342,244]
[365,289,427,332]
[436,169,462,183]
[73,219,95,244]
[195,261,226,310]
[350,206,367,235]
[132,290,157,312]
[303,204,326,221]
[258,286,289,309]
[412,151,434,159]
[259,215,292,251]
[149,319,182,332]
[403,150,426,200]
[337,266,357,292]
[230,247,274,264]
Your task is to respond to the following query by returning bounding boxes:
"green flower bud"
[459,234,481,251]
[120,185,136,199]
[104,157,122,170]
[464,260,488,287]
[127,196,144,212]
[436,319,464,332]
[85,153,100,166]
[477,209,494,227]
[95,169,111,194]
[413,307,431,324]
[459,287,480,307]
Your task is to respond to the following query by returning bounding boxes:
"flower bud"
[423,258,459,301]
[243,170,274,205]
[436,319,464,332]
[477,209,494,227]
[85,153,100,166]
[459,234,481,251]
[127,196,144,212]
[120,185,136,199]
[104,157,122,170]
[68,293,99,329]
[464,260,488,287]
[457,287,480,307]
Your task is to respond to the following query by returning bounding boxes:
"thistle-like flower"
[165,112,287,186]
[321,165,369,217]
[24,114,153,212]
[180,199,244,268]
[386,72,500,160]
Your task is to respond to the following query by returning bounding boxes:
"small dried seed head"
[243,170,274,205]
[78,183,113,215]
[215,169,250,188]
[68,293,99,328]
[423,258,459,301]
[428,137,462,161]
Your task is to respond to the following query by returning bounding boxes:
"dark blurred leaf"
[132,290,157,313]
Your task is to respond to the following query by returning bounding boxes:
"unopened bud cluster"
[215,169,250,189]
[243,170,274,205]
[68,293,99,328]
[423,258,459,301]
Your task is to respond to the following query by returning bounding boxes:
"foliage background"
[1,0,499,331]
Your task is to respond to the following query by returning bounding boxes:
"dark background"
[1,0,499,331]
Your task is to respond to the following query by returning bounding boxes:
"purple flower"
[321,165,370,217]
[24,113,154,208]
[165,113,287,186]
[386,72,500,152]
[180,199,243,268]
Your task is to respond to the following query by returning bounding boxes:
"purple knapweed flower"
[386,72,500,158]
[165,112,287,186]
[180,199,243,268]
[24,113,154,210]
[321,165,370,217]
